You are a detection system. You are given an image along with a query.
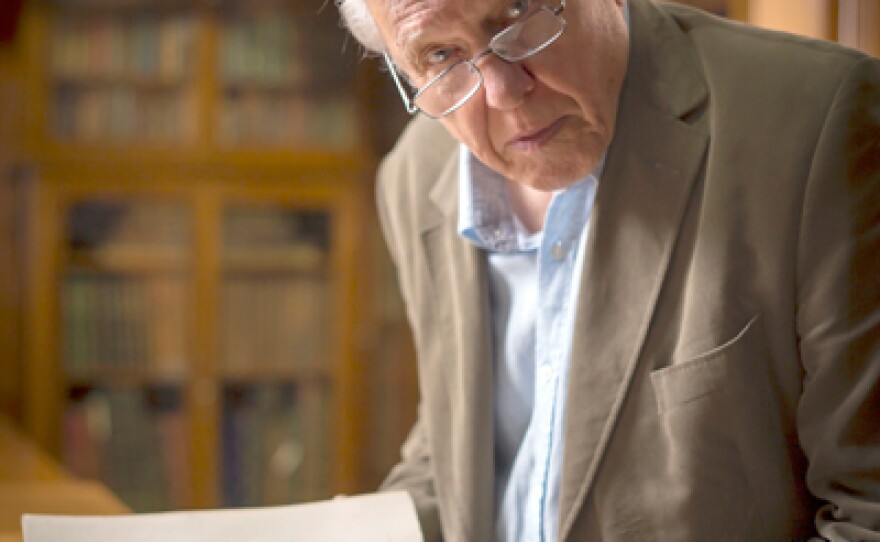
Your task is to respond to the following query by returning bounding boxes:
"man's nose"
[479,55,535,110]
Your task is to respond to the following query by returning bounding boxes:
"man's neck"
[506,179,554,234]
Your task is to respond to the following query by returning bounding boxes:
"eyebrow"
[397,29,429,71]
[381,0,436,60]
[399,0,507,62]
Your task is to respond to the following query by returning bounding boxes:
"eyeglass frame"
[382,0,567,119]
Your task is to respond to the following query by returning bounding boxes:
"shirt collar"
[457,146,604,252]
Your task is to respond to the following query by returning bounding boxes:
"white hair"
[336,0,387,54]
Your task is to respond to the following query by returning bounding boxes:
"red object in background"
[0,0,25,44]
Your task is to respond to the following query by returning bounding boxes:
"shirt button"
[539,365,554,383]
[551,240,566,260]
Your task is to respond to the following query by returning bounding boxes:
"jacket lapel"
[558,0,709,538]
[419,151,496,542]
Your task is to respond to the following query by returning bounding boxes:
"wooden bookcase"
[18,0,376,511]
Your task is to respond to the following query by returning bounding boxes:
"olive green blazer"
[375,0,880,540]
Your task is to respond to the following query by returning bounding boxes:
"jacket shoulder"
[377,116,458,207]
[658,1,869,83]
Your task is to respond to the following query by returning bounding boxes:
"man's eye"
[426,48,455,66]
[505,0,531,19]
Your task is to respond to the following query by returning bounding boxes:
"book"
[221,382,313,507]
[23,491,424,542]
[101,388,168,512]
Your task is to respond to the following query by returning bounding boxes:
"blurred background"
[0,0,876,518]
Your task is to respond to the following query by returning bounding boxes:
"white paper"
[23,491,424,542]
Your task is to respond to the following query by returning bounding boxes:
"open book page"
[23,491,424,542]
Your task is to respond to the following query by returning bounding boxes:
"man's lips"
[507,117,567,150]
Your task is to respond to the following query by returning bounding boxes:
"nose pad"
[479,56,535,110]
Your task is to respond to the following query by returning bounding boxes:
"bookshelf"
[215,2,358,149]
[22,0,367,160]
[24,168,366,511]
[18,0,374,513]
[38,5,198,146]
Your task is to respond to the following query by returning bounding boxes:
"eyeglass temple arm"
[554,0,565,15]
[383,53,420,115]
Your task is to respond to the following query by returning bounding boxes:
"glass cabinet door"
[59,199,193,511]
[219,204,335,506]
[215,0,358,149]
[47,5,198,145]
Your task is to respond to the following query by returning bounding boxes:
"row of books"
[220,276,332,373]
[67,202,191,250]
[217,94,356,148]
[50,87,355,146]
[62,271,339,373]
[219,1,358,88]
[48,9,353,87]
[220,16,306,85]
[53,86,195,142]
[62,274,188,376]
[62,385,190,512]
[50,13,196,79]
[62,381,335,512]
[221,381,334,507]
[224,207,330,249]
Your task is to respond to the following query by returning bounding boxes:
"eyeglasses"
[383,1,566,119]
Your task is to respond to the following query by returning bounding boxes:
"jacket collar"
[558,0,708,538]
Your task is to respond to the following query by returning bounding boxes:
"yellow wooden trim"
[0,173,20,419]
[22,178,63,455]
[188,188,220,509]
[21,2,49,154]
[727,0,749,22]
[334,182,374,493]
[197,7,219,154]
[747,0,835,38]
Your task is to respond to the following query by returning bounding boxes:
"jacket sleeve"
[379,405,443,542]
[373,117,454,542]
[796,55,880,541]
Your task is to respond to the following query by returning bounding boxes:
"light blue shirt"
[458,146,599,542]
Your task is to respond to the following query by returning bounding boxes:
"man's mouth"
[507,116,567,151]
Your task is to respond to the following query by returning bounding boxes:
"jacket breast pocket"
[647,314,774,539]
[651,314,760,413]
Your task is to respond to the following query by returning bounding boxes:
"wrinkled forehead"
[367,0,477,56]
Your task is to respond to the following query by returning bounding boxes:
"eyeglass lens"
[413,7,564,117]
[492,9,564,60]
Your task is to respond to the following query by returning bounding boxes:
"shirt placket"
[525,192,578,542]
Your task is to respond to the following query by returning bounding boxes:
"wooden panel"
[0,168,20,420]
[0,414,128,542]
[22,177,64,455]
[0,416,63,482]
[0,481,128,524]
[838,0,880,55]
[726,0,749,22]
[190,188,221,509]
[0,19,24,422]
[748,0,835,39]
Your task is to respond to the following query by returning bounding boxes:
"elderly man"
[336,0,880,540]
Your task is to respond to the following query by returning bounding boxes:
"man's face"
[369,0,629,190]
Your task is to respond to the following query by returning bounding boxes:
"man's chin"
[506,157,598,191]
